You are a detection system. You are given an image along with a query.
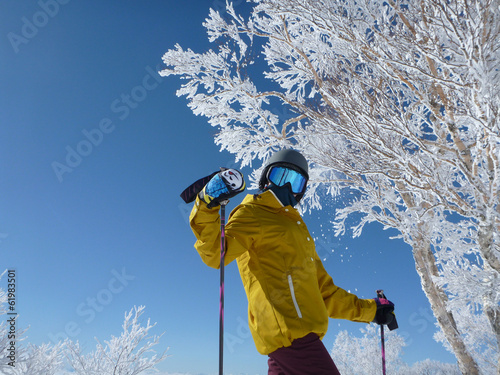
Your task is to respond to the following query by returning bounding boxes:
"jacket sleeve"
[315,254,377,323]
[189,196,259,269]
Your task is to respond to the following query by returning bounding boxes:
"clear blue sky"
[1,1,457,374]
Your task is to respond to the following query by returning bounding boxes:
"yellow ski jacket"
[189,190,377,355]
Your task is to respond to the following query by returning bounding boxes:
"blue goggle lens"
[268,166,307,194]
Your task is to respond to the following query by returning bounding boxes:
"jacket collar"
[241,190,299,212]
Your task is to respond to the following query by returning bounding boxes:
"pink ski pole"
[219,202,227,375]
[377,290,387,375]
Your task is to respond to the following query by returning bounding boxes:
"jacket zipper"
[287,274,303,319]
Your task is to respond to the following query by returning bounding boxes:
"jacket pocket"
[287,274,303,319]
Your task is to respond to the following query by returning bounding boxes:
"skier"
[188,149,395,375]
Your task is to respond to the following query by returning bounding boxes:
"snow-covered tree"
[331,324,460,375]
[410,359,463,375]
[1,271,63,375]
[65,305,168,375]
[160,1,500,374]
[332,324,407,374]
[0,275,168,374]
[8,343,64,375]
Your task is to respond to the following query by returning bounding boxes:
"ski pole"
[380,319,386,375]
[179,170,244,375]
[219,201,228,375]
[376,290,387,375]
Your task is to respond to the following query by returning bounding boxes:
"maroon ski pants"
[267,333,341,375]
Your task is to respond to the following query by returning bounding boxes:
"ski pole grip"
[376,289,399,331]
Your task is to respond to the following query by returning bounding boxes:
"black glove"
[198,168,246,208]
[373,297,396,326]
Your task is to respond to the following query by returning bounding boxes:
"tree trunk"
[397,185,481,374]
[484,302,500,375]
[479,214,500,374]
[412,239,480,375]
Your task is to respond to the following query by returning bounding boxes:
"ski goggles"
[267,166,308,194]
